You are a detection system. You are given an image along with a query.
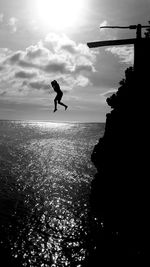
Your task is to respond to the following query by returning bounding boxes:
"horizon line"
[0,119,105,124]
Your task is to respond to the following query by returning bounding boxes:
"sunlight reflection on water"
[22,121,74,131]
[0,121,105,266]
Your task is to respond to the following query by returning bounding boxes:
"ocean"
[0,120,105,266]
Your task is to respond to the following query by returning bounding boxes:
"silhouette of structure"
[87,24,150,73]
[87,24,150,265]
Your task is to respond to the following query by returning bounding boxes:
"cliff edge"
[89,64,149,265]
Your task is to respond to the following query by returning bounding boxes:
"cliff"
[89,64,149,265]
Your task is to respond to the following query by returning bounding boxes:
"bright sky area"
[0,0,150,122]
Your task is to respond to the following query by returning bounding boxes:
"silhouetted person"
[51,80,68,112]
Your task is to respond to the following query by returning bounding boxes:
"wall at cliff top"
[89,64,149,264]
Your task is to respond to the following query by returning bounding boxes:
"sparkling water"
[0,120,105,266]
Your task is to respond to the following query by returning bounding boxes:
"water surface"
[0,121,105,266]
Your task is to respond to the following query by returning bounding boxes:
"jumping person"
[51,80,68,112]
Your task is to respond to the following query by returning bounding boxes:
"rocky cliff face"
[89,65,149,265]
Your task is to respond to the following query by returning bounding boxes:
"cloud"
[2,33,96,94]
[7,51,22,64]
[106,46,134,64]
[43,61,69,74]
[0,15,19,33]
[0,91,7,96]
[0,48,11,61]
[75,64,94,73]
[0,13,4,23]
[44,33,96,63]
[0,65,4,71]
[5,35,96,76]
[0,32,98,103]
[28,81,49,90]
[15,70,37,79]
[76,76,89,87]
[101,89,117,98]
[8,17,18,33]
[25,44,48,59]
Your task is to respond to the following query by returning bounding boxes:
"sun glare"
[36,0,84,30]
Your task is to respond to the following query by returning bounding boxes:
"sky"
[0,0,150,122]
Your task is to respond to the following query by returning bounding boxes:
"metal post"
[88,24,150,72]
[136,24,142,39]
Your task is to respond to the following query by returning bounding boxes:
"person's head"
[51,80,57,87]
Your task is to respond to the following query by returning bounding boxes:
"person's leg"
[54,98,57,112]
[58,100,68,110]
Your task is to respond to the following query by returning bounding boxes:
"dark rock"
[89,60,150,265]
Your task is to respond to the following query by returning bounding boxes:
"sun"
[36,0,84,30]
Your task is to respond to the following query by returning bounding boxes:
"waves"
[0,120,104,266]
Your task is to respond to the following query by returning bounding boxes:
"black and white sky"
[0,0,150,122]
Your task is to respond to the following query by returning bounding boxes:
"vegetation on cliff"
[89,26,150,264]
